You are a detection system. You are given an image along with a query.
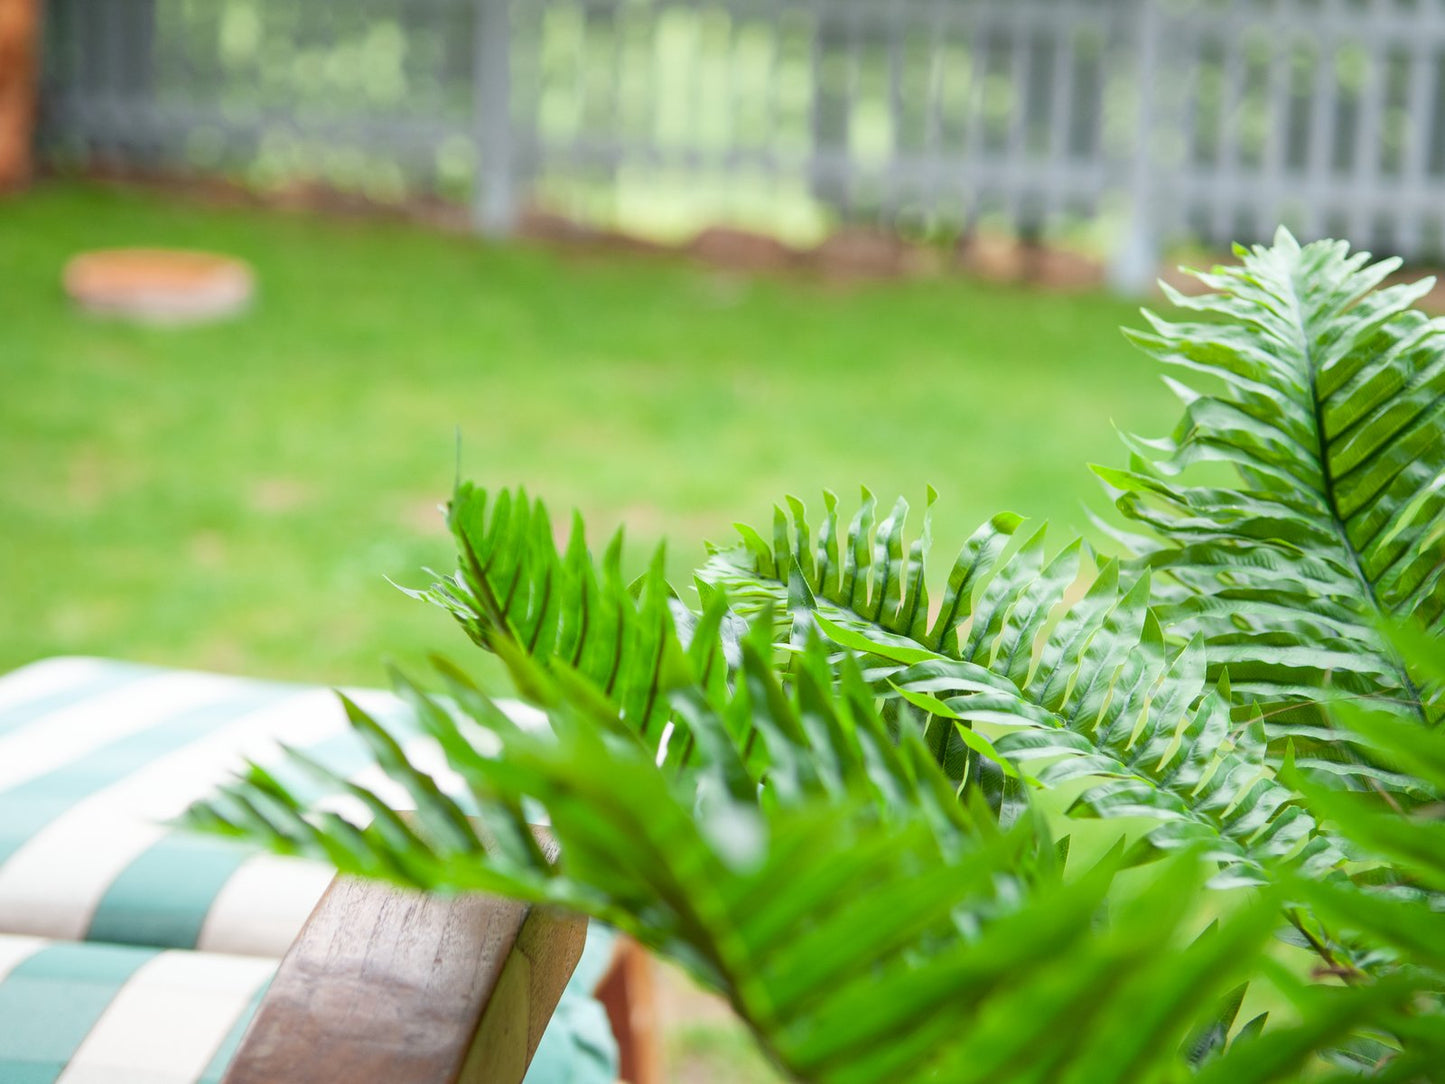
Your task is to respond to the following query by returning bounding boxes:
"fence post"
[0,0,41,191]
[1109,0,1161,294]
[809,4,852,216]
[473,0,516,236]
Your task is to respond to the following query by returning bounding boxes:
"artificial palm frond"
[1106,229,1445,735]
[398,483,742,774]
[1286,634,1445,1078]
[188,229,1445,1082]
[188,610,1415,1084]
[701,491,1342,880]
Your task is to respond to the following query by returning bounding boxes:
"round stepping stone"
[63,248,254,323]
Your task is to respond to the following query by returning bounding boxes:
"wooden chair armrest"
[223,874,586,1084]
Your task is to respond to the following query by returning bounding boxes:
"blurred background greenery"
[1,181,1168,689]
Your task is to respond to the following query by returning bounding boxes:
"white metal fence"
[35,0,1445,286]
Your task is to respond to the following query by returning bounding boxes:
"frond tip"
[1112,231,1445,740]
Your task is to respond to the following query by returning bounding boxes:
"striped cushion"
[0,656,403,955]
[0,933,272,1083]
[0,932,618,1084]
[0,657,619,1084]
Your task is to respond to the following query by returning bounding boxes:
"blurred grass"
[0,180,1169,686]
[666,1023,790,1084]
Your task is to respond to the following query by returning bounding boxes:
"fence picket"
[1351,29,1387,248]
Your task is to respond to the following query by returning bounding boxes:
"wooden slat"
[224,875,586,1084]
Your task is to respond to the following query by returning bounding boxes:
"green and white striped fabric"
[0,656,401,955]
[0,656,618,1084]
[0,934,272,1083]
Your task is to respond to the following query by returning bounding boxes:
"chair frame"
[223,874,586,1084]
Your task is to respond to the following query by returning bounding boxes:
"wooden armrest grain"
[223,875,585,1084]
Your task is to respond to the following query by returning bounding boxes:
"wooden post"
[595,938,663,1084]
[0,0,41,191]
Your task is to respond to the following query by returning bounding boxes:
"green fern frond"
[1283,634,1445,1075]
[702,491,1342,879]
[189,620,1404,1084]
[397,483,739,772]
[1112,229,1445,734]
[187,226,1445,1081]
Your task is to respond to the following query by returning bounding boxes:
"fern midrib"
[759,572,1291,858]
[1284,265,1427,722]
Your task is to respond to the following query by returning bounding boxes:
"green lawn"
[0,181,1168,686]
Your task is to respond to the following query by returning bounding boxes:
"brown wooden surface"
[224,875,585,1084]
[0,0,40,191]
[62,249,256,322]
[596,937,663,1084]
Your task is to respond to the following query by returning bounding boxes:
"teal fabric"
[0,931,616,1084]
[0,658,621,1084]
[0,684,289,867]
[0,664,148,739]
[0,662,423,953]
[0,941,158,1082]
[524,923,621,1084]
[84,714,423,951]
[85,835,254,950]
